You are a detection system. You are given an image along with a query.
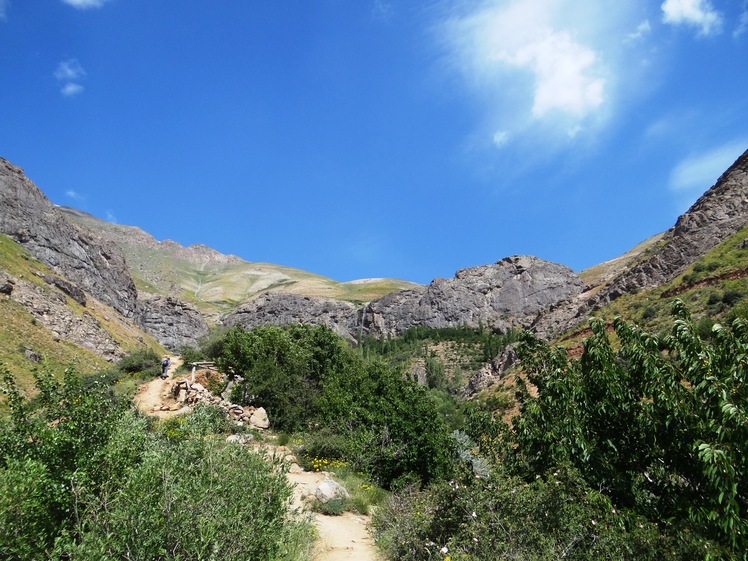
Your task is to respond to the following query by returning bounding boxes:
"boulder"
[315,479,350,503]
[249,407,270,429]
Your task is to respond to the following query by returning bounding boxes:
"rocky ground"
[133,359,380,561]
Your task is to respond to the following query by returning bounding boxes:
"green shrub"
[53,439,314,561]
[0,457,59,559]
[313,498,346,516]
[116,347,161,376]
[374,466,716,561]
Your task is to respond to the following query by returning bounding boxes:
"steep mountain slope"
[0,159,138,318]
[0,233,163,391]
[62,207,420,322]
[0,158,208,351]
[532,147,748,339]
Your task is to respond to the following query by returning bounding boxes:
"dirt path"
[283,462,379,561]
[133,355,187,418]
[133,357,380,561]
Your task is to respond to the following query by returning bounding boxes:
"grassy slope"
[0,234,164,397]
[63,208,419,321]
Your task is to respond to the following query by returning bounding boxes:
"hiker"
[160,356,171,379]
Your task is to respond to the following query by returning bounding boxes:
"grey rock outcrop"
[361,255,585,338]
[10,274,126,362]
[462,345,518,398]
[224,256,585,343]
[224,292,359,341]
[533,147,748,339]
[136,296,210,351]
[0,158,138,318]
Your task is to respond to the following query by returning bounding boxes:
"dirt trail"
[283,463,379,561]
[133,357,380,561]
[133,355,186,418]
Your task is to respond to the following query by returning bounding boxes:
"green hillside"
[62,207,419,321]
[0,234,164,397]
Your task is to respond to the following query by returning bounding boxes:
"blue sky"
[1,0,746,284]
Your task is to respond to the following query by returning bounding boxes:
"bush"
[1,368,314,561]
[374,466,716,561]
[54,439,314,561]
[116,347,161,377]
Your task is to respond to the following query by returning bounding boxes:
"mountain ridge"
[1,146,747,394]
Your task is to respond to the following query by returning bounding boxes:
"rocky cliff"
[224,292,359,341]
[223,255,586,340]
[532,147,748,339]
[0,158,138,318]
[0,158,208,351]
[360,255,585,338]
[136,296,210,350]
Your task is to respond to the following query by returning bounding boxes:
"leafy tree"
[510,300,747,558]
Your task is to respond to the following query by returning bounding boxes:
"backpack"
[162,359,169,368]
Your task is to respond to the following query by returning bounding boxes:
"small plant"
[312,498,346,516]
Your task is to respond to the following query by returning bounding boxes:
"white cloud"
[55,59,86,82]
[668,140,747,208]
[66,190,85,201]
[61,0,110,8]
[501,30,604,117]
[372,0,393,21]
[735,2,748,38]
[55,59,86,96]
[61,83,85,96]
[626,19,652,42]
[661,0,723,36]
[0,0,9,21]
[106,210,118,223]
[492,130,510,147]
[436,0,642,152]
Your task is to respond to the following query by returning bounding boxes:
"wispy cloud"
[61,0,111,9]
[735,1,748,38]
[0,0,9,22]
[372,0,393,21]
[492,130,510,148]
[668,139,747,209]
[66,189,85,202]
[54,58,86,96]
[436,0,641,152]
[625,19,652,43]
[105,210,118,223]
[661,0,723,37]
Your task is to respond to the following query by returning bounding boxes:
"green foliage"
[155,402,231,442]
[0,367,314,560]
[374,465,711,561]
[313,498,346,516]
[361,325,522,375]
[116,347,162,376]
[508,301,747,558]
[54,439,312,561]
[0,457,59,559]
[215,324,456,488]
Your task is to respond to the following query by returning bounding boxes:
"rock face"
[9,273,126,362]
[0,158,138,318]
[136,296,210,351]
[361,256,585,338]
[224,256,586,341]
[224,292,359,341]
[533,148,748,339]
[0,158,212,351]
